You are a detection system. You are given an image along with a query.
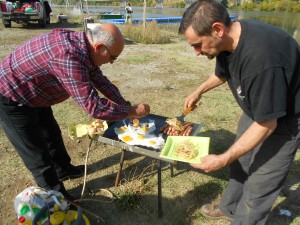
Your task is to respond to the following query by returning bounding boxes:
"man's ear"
[93,43,104,53]
[212,22,225,37]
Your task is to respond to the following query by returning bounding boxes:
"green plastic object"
[25,7,33,13]
[68,124,88,140]
[98,14,124,19]
[160,136,210,163]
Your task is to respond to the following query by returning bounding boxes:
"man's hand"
[190,154,228,173]
[128,103,150,118]
[184,90,202,109]
[190,119,277,173]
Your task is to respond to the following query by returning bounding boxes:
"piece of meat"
[160,121,193,136]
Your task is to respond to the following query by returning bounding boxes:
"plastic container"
[14,187,68,225]
[34,2,40,12]
[15,1,20,9]
[50,211,66,225]
[14,186,90,225]
[33,203,91,225]
[5,2,12,12]
[0,2,7,12]
[25,7,33,12]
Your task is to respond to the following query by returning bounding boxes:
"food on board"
[166,117,184,131]
[116,126,127,134]
[132,118,140,127]
[149,140,156,145]
[137,134,145,140]
[141,125,149,132]
[87,119,106,137]
[160,120,193,136]
[88,127,98,136]
[175,139,198,160]
[122,135,133,142]
[115,119,165,149]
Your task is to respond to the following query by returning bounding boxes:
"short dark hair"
[179,0,231,36]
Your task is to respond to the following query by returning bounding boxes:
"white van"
[0,0,52,28]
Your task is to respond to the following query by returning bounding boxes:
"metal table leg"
[157,159,163,218]
[115,149,126,187]
[170,163,174,177]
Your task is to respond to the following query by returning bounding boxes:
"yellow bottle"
[50,211,66,225]
[65,210,77,225]
[19,220,32,225]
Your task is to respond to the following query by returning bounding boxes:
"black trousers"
[219,113,300,225]
[0,94,71,190]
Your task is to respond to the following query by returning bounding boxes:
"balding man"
[0,23,150,200]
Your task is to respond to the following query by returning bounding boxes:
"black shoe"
[43,183,76,202]
[60,189,77,201]
[68,203,81,211]
[58,164,85,182]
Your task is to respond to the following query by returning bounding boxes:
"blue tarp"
[100,16,236,25]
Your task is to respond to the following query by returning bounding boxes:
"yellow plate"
[159,136,210,163]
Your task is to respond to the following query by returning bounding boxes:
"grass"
[120,52,156,64]
[121,21,172,44]
[113,163,156,211]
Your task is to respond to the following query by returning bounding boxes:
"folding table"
[88,114,203,217]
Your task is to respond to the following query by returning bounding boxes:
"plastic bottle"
[18,215,32,225]
[14,187,90,225]
[16,203,36,224]
[65,210,77,225]
[50,211,66,225]
[34,2,40,12]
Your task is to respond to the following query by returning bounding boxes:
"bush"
[290,2,300,12]
[168,1,186,8]
[232,0,300,12]
[121,21,171,44]
[241,2,255,11]
[259,2,269,11]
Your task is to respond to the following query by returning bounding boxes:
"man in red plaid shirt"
[0,23,150,199]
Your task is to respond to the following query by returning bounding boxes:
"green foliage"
[260,1,270,11]
[166,1,186,8]
[121,21,172,44]
[241,1,255,11]
[114,188,142,211]
[292,3,300,12]
[113,168,151,211]
[125,0,155,7]
[233,0,300,12]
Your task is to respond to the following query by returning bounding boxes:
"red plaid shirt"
[0,28,129,121]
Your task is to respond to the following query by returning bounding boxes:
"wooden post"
[85,0,89,14]
[143,0,146,28]
[83,17,94,32]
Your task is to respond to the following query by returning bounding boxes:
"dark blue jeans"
[219,113,300,225]
[0,94,71,190]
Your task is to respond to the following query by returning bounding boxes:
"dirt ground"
[0,20,299,225]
